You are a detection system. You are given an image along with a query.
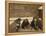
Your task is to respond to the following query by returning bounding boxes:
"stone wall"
[9,3,40,17]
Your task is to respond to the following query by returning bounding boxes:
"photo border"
[5,1,45,35]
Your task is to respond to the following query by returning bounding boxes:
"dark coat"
[22,19,29,29]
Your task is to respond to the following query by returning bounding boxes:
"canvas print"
[5,1,45,35]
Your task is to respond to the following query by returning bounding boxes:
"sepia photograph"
[5,1,45,35]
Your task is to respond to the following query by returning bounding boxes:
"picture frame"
[5,1,45,36]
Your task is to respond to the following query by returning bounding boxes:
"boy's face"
[34,19,37,22]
